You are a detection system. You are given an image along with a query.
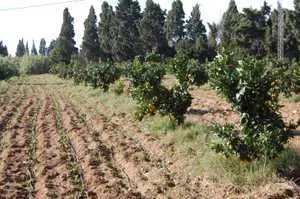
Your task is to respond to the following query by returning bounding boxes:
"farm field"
[0,74,299,198]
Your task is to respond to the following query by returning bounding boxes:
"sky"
[0,0,294,55]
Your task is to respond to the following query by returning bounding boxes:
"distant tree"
[39,38,47,56]
[265,8,300,60]
[47,40,56,55]
[185,4,206,42]
[220,0,241,47]
[235,2,271,57]
[82,6,100,62]
[31,40,38,55]
[0,41,8,57]
[207,23,218,59]
[99,1,115,61]
[25,41,30,56]
[165,0,185,46]
[139,0,169,55]
[16,39,26,57]
[51,8,76,64]
[112,0,142,61]
[176,4,210,62]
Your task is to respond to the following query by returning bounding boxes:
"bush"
[129,54,192,124]
[112,81,125,95]
[86,62,121,92]
[208,49,298,161]
[0,57,20,80]
[50,62,73,79]
[20,56,51,74]
[169,53,208,87]
[71,58,88,85]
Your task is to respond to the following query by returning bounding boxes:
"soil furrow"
[58,100,145,199]
[34,96,74,199]
[51,97,88,198]
[0,87,26,132]
[0,97,35,198]
[84,112,175,198]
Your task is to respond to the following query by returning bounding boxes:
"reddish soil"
[0,76,299,198]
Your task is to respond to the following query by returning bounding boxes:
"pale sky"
[0,0,294,55]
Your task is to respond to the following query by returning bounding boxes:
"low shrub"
[20,56,51,74]
[0,57,20,80]
[86,62,121,92]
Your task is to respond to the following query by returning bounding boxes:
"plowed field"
[0,75,299,199]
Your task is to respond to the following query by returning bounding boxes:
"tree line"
[1,0,300,62]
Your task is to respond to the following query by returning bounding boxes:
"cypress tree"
[51,8,76,64]
[176,4,209,62]
[31,40,38,55]
[235,2,271,56]
[47,40,56,55]
[39,38,47,56]
[165,0,185,46]
[99,1,115,61]
[139,0,168,55]
[82,6,100,62]
[16,39,26,57]
[186,4,206,42]
[25,42,30,56]
[0,41,8,57]
[113,0,141,61]
[220,0,240,47]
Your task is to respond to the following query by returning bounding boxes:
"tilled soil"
[0,75,299,199]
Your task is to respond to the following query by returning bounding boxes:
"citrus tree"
[208,49,299,160]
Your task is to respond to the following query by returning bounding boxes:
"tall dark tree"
[16,39,26,57]
[294,0,300,54]
[47,40,56,55]
[31,40,38,55]
[39,38,47,56]
[235,2,271,56]
[51,8,76,64]
[185,4,206,42]
[266,8,300,60]
[113,0,141,61]
[0,41,8,57]
[220,0,240,47]
[176,4,210,62]
[99,1,115,61]
[25,42,30,56]
[165,0,185,46]
[82,6,100,62]
[139,0,169,55]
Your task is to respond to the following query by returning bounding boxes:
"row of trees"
[3,0,300,63]
[221,0,300,59]
[50,0,215,64]
[15,38,50,57]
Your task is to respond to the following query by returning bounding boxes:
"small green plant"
[112,81,125,95]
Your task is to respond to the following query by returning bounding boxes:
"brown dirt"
[34,95,76,198]
[0,87,35,198]
[0,75,299,198]
[58,100,144,199]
